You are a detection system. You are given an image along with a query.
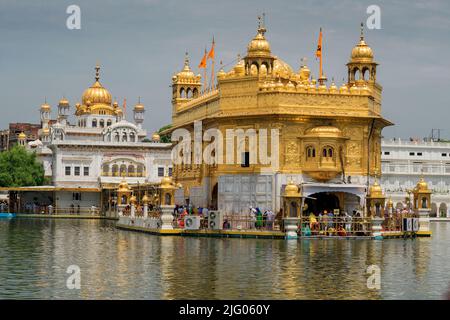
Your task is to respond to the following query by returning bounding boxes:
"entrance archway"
[305,192,340,214]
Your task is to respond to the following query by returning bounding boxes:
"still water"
[0,218,449,299]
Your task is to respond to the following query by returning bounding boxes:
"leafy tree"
[158,124,172,143]
[0,145,45,187]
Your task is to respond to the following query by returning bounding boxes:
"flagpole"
[319,27,323,78]
[204,48,208,93]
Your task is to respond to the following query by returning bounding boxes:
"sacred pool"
[0,218,449,299]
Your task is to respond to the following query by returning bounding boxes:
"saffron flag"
[198,48,207,69]
[316,28,322,59]
[207,36,215,60]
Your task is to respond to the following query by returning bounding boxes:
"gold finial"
[184,51,189,66]
[95,63,100,82]
[257,13,266,35]
[360,22,365,41]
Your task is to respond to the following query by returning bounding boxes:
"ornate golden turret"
[347,23,378,85]
[244,14,275,76]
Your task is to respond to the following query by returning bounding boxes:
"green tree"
[0,145,45,187]
[158,124,172,143]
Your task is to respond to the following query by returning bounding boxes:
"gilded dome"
[175,53,196,80]
[58,97,69,106]
[18,132,27,139]
[130,194,137,204]
[118,178,131,193]
[350,25,374,62]
[152,132,161,142]
[299,64,311,82]
[82,65,112,106]
[284,180,301,197]
[134,101,145,111]
[416,178,430,192]
[273,57,294,78]
[160,176,176,190]
[42,128,50,135]
[247,26,271,57]
[233,58,245,76]
[306,126,343,138]
[142,193,149,203]
[40,102,51,111]
[369,180,384,198]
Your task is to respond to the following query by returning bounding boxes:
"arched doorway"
[305,192,340,214]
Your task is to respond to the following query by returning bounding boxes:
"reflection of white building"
[17,65,172,212]
[381,138,450,217]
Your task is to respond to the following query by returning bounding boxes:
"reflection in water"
[0,219,449,299]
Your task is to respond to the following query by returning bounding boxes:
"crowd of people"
[301,210,366,236]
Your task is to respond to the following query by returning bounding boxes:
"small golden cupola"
[172,52,202,104]
[347,23,378,85]
[413,177,432,210]
[244,14,275,76]
[367,179,386,217]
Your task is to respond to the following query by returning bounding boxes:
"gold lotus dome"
[134,100,145,111]
[217,67,226,79]
[233,57,245,76]
[175,53,196,79]
[40,102,51,111]
[152,132,161,142]
[350,24,374,63]
[82,65,112,106]
[369,180,384,198]
[118,178,131,193]
[58,97,69,106]
[247,22,271,57]
[42,128,50,135]
[416,178,429,192]
[299,64,311,82]
[142,193,149,203]
[273,57,293,78]
[284,180,301,197]
[18,132,27,139]
[307,126,343,138]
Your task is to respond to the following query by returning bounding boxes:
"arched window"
[120,164,127,176]
[193,88,198,98]
[322,147,334,158]
[180,87,185,98]
[112,164,119,177]
[306,146,316,160]
[130,132,135,142]
[100,119,105,128]
[102,164,109,176]
[115,132,120,142]
[107,120,112,127]
[128,165,135,177]
[92,119,97,128]
[122,133,127,142]
[137,165,144,177]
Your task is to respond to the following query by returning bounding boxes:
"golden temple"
[165,20,393,215]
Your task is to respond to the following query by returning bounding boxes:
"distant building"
[2,65,172,216]
[381,138,450,217]
[0,123,41,151]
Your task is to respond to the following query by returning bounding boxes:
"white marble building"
[22,65,172,212]
[381,138,450,217]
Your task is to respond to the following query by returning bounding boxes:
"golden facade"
[166,21,392,213]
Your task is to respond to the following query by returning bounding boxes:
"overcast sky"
[0,0,449,139]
